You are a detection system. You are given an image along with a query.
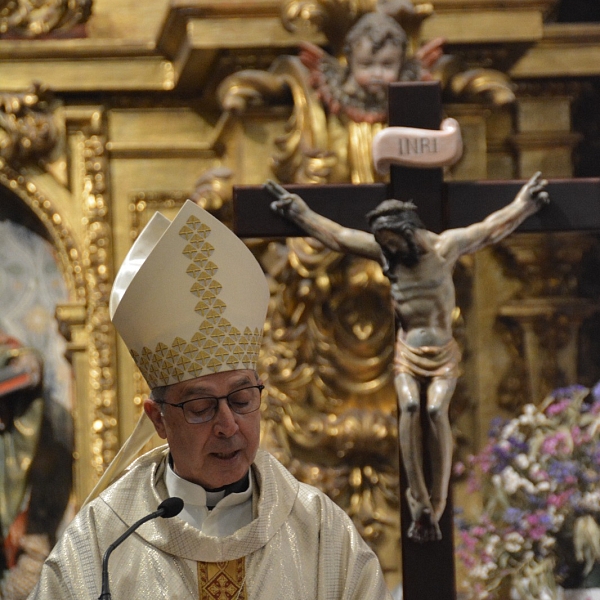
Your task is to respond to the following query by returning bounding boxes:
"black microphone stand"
[98,497,184,600]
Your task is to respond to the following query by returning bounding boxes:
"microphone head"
[157,497,184,519]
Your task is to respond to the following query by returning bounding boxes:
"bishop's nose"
[212,398,240,437]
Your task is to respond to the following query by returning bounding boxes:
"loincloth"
[394,335,461,379]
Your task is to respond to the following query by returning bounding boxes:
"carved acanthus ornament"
[0,84,59,167]
[0,0,91,37]
[496,233,600,412]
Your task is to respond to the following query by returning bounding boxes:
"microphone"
[98,497,184,600]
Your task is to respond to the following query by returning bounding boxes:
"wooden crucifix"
[232,81,600,600]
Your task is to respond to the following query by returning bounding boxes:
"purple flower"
[553,384,587,399]
[591,380,600,403]
[547,460,580,486]
[488,417,507,438]
[504,507,525,525]
[507,436,529,453]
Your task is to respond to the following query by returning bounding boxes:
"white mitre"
[110,200,269,389]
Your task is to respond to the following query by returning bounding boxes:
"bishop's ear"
[143,398,168,439]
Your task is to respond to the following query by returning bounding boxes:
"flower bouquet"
[457,383,600,600]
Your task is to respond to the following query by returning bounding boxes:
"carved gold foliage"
[0,83,59,166]
[271,57,338,184]
[0,0,91,37]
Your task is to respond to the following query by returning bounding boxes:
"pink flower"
[546,399,570,416]
[541,431,570,455]
[548,490,572,508]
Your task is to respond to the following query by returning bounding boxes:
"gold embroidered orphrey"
[198,559,248,600]
[129,215,263,388]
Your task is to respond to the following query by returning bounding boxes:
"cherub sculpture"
[298,11,443,125]
[266,173,550,542]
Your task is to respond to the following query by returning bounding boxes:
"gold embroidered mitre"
[109,200,269,388]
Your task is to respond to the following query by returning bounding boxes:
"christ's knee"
[427,403,446,421]
[402,397,420,415]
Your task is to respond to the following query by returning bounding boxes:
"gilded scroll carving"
[0,0,91,38]
[190,167,234,226]
[0,84,59,167]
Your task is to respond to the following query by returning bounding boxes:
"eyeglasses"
[156,384,264,424]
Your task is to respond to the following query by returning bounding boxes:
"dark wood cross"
[232,81,600,600]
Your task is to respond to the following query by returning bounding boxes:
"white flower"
[579,491,600,512]
[529,463,546,482]
[515,454,529,470]
[502,466,536,494]
[539,536,556,552]
[502,467,521,494]
[504,532,525,553]
[485,536,500,556]
[517,404,547,427]
[471,563,496,580]
[501,421,518,440]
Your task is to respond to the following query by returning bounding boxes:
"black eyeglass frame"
[155,384,265,424]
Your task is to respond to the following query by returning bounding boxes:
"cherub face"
[349,38,403,95]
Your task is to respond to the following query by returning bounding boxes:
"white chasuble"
[29,447,392,600]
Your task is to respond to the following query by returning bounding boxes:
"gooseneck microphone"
[98,497,184,600]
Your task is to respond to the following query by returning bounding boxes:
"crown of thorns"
[366,199,418,224]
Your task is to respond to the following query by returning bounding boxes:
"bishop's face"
[349,38,403,96]
[144,369,261,489]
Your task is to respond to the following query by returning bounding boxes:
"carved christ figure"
[266,173,549,542]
